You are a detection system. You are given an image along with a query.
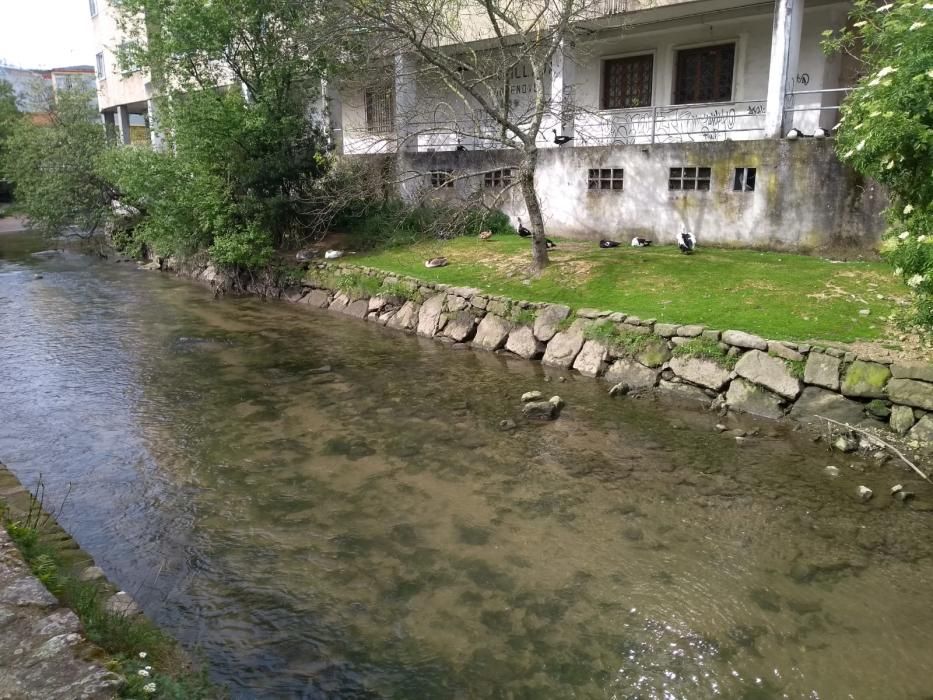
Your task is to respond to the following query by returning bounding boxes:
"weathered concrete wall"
[399,139,886,252]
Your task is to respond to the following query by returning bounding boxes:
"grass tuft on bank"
[354,237,908,343]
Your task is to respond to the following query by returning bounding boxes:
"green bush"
[824,1,933,329]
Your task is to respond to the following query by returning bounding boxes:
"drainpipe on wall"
[764,0,805,139]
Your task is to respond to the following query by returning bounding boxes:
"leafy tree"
[108,0,345,267]
[3,86,114,236]
[0,79,21,202]
[824,1,933,328]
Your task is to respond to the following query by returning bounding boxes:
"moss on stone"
[841,360,891,397]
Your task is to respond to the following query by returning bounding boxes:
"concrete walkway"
[0,527,120,699]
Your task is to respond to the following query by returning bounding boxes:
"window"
[733,167,756,192]
[365,84,394,134]
[588,168,624,191]
[430,170,454,188]
[669,167,711,191]
[602,54,653,109]
[483,169,513,188]
[89,0,98,17]
[673,44,735,104]
[95,52,106,80]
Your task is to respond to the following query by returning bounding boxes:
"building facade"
[333,0,882,250]
[0,64,96,122]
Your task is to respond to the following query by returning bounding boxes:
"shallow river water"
[1,232,933,699]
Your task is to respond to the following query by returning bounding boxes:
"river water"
[1,231,932,699]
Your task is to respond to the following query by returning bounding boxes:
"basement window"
[669,166,711,191]
[733,167,756,192]
[430,170,454,188]
[588,168,624,191]
[483,169,513,188]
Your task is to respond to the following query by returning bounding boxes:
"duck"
[425,257,448,268]
[677,228,696,254]
[599,239,620,248]
[295,248,317,261]
[545,238,556,249]
[324,249,344,260]
[631,237,652,247]
[479,230,493,240]
[552,129,574,146]
[517,218,532,238]
[455,144,467,152]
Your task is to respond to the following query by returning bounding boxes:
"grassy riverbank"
[0,470,221,699]
[354,237,909,344]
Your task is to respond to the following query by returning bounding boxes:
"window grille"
[669,167,711,191]
[673,44,735,104]
[365,84,394,134]
[588,168,624,191]
[95,52,106,80]
[483,169,513,188]
[602,55,653,109]
[430,170,454,188]
[733,167,756,192]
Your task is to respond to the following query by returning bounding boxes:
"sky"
[0,0,97,69]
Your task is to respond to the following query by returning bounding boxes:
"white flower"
[853,20,868,27]
[137,669,150,678]
[910,21,927,29]
[919,235,928,242]
[842,149,854,158]
[143,682,157,694]
[907,274,925,287]
[868,77,881,86]
[895,267,903,275]
[138,652,147,659]
[899,230,911,239]
[924,3,933,8]
[904,204,915,214]
[876,66,897,78]
[927,69,933,78]
[877,3,894,11]
[145,666,152,671]
[856,139,867,151]
[885,159,895,169]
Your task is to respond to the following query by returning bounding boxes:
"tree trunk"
[519,148,549,272]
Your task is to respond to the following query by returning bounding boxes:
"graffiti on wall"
[600,102,765,145]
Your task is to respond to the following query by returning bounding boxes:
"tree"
[109,0,348,265]
[0,79,21,201]
[338,0,599,272]
[3,86,114,236]
[824,0,933,328]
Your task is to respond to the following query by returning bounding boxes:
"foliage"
[583,321,661,358]
[380,280,421,302]
[2,87,114,236]
[823,1,933,329]
[672,337,736,369]
[334,271,383,299]
[0,79,20,195]
[512,306,537,326]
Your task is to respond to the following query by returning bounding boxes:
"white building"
[88,0,159,145]
[331,0,883,250]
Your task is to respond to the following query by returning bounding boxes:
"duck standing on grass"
[479,230,493,240]
[631,237,652,247]
[677,228,696,254]
[517,218,532,237]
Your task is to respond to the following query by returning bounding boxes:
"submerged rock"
[834,434,859,453]
[824,465,840,477]
[521,391,543,403]
[608,382,629,397]
[522,401,558,420]
[856,485,873,503]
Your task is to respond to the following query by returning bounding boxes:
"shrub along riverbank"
[353,236,911,345]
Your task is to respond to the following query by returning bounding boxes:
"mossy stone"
[636,340,671,368]
[865,399,891,420]
[840,360,891,399]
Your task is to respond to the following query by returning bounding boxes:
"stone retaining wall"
[183,259,933,452]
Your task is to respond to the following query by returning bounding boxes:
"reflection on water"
[2,232,933,699]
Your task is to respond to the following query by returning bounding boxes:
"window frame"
[430,170,454,188]
[364,82,394,135]
[669,166,712,191]
[601,52,655,110]
[95,52,106,80]
[733,167,757,192]
[672,42,737,105]
[483,168,513,189]
[89,0,98,17]
[587,168,625,192]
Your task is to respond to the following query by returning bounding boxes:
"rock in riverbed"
[521,391,543,403]
[856,485,873,503]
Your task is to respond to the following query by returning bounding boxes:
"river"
[1,231,932,699]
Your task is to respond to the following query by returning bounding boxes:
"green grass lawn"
[354,237,908,344]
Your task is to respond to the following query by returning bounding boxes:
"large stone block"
[721,330,768,351]
[505,326,545,359]
[726,378,785,420]
[887,378,933,411]
[416,293,447,337]
[343,300,369,319]
[668,356,731,391]
[533,304,571,342]
[542,322,586,368]
[386,301,420,331]
[304,289,330,308]
[572,340,609,377]
[891,363,933,383]
[803,352,840,391]
[444,311,476,342]
[788,386,865,426]
[473,314,512,351]
[889,404,916,435]
[907,414,933,450]
[840,360,891,399]
[604,358,659,389]
[658,380,712,403]
[734,349,802,399]
[768,341,804,362]
[635,339,671,368]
